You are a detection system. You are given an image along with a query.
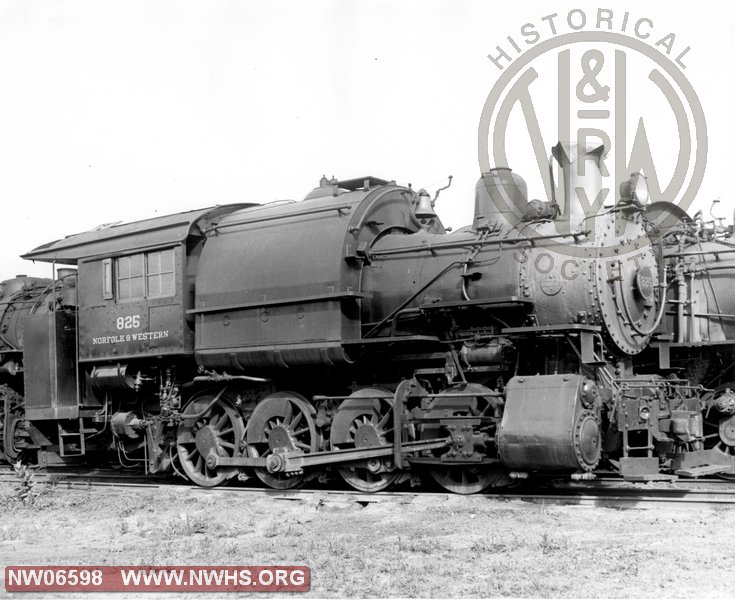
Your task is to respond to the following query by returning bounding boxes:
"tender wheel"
[2,386,28,462]
[331,388,401,493]
[246,392,320,490]
[3,410,25,462]
[176,391,245,487]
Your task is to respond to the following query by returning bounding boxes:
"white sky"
[1,0,733,277]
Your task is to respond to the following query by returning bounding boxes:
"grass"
[1,483,735,597]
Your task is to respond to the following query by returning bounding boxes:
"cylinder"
[497,374,602,472]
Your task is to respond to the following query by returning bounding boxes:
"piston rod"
[208,438,450,472]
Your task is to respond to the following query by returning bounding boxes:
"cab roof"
[23,204,253,265]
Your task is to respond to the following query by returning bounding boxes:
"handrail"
[188,291,365,315]
[210,204,352,232]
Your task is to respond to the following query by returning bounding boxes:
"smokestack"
[551,142,607,232]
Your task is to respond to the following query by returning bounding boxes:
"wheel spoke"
[378,411,392,430]
[288,412,304,432]
[282,402,293,426]
[250,393,319,490]
[177,393,244,488]
[331,389,401,493]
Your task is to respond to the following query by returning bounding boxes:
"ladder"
[57,417,95,457]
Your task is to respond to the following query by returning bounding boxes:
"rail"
[4,468,735,509]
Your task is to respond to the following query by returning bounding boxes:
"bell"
[415,189,436,220]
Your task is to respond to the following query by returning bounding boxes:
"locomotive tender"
[2,141,734,494]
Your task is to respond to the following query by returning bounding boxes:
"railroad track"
[4,467,735,509]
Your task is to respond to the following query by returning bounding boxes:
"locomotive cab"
[13,205,249,465]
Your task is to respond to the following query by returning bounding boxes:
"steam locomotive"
[1,141,733,494]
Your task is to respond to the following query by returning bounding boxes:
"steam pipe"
[676,263,686,343]
[690,271,697,342]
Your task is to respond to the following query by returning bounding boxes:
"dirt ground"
[1,478,734,599]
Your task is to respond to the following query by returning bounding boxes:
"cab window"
[116,254,145,300]
[107,249,175,300]
[146,250,175,298]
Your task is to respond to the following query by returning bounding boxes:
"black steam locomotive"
[1,141,733,494]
